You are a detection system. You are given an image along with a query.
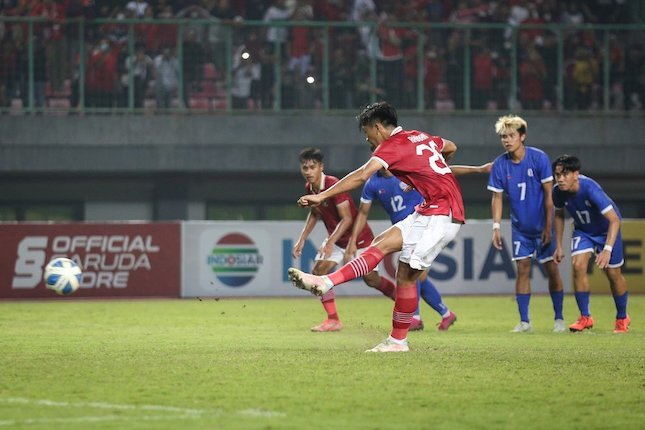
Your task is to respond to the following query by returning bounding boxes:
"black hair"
[356,101,398,130]
[552,154,581,173]
[299,147,324,164]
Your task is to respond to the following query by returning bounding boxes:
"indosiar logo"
[207,233,263,287]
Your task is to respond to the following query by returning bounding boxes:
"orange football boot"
[569,315,594,332]
[613,315,631,334]
[311,319,343,332]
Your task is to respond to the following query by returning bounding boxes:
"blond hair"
[495,114,527,135]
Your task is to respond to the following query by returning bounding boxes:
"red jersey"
[305,174,374,249]
[372,127,465,222]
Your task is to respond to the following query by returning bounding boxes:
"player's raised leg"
[289,226,403,295]
[288,267,333,296]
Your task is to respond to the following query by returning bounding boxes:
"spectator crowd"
[0,0,642,113]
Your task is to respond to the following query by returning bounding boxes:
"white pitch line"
[237,408,287,418]
[0,414,202,427]
[0,397,286,421]
[1,397,208,415]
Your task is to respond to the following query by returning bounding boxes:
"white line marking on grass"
[1,397,207,415]
[238,408,287,418]
[0,414,203,426]
[0,397,287,422]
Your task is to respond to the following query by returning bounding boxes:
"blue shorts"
[511,227,556,264]
[571,230,624,268]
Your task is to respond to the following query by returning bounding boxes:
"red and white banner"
[0,223,180,299]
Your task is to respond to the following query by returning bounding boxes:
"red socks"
[328,246,385,286]
[320,290,339,320]
[391,284,418,340]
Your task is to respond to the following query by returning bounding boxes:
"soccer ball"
[43,257,82,296]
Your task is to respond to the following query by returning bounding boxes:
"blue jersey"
[361,172,423,224]
[553,174,622,236]
[487,146,553,237]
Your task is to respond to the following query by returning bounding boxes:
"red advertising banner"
[0,222,181,299]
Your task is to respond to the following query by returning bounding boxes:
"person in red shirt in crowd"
[30,0,67,91]
[472,45,494,109]
[519,46,546,110]
[135,6,160,55]
[288,1,313,78]
[423,47,445,109]
[292,147,399,333]
[376,6,405,108]
[519,2,545,45]
[401,43,418,108]
[289,102,465,352]
[85,37,119,108]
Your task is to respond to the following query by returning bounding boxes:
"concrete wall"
[1,113,644,174]
[1,113,644,220]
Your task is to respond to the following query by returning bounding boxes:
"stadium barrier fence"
[0,17,643,115]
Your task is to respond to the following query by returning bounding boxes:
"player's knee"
[515,258,531,276]
[571,258,588,274]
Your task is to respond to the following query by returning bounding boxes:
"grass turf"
[0,295,643,430]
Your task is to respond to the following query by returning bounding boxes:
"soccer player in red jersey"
[289,102,465,352]
[292,147,398,332]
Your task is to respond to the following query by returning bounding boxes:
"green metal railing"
[0,17,643,114]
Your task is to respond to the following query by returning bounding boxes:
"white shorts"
[395,212,461,270]
[315,243,377,271]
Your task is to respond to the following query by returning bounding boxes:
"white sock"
[321,275,334,288]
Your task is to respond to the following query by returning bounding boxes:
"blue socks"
[418,277,448,317]
[516,293,531,322]
[613,292,628,319]
[550,290,564,320]
[574,291,591,316]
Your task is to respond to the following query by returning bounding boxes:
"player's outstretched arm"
[298,159,382,207]
[451,162,493,176]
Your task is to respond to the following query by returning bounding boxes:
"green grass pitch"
[0,295,643,430]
